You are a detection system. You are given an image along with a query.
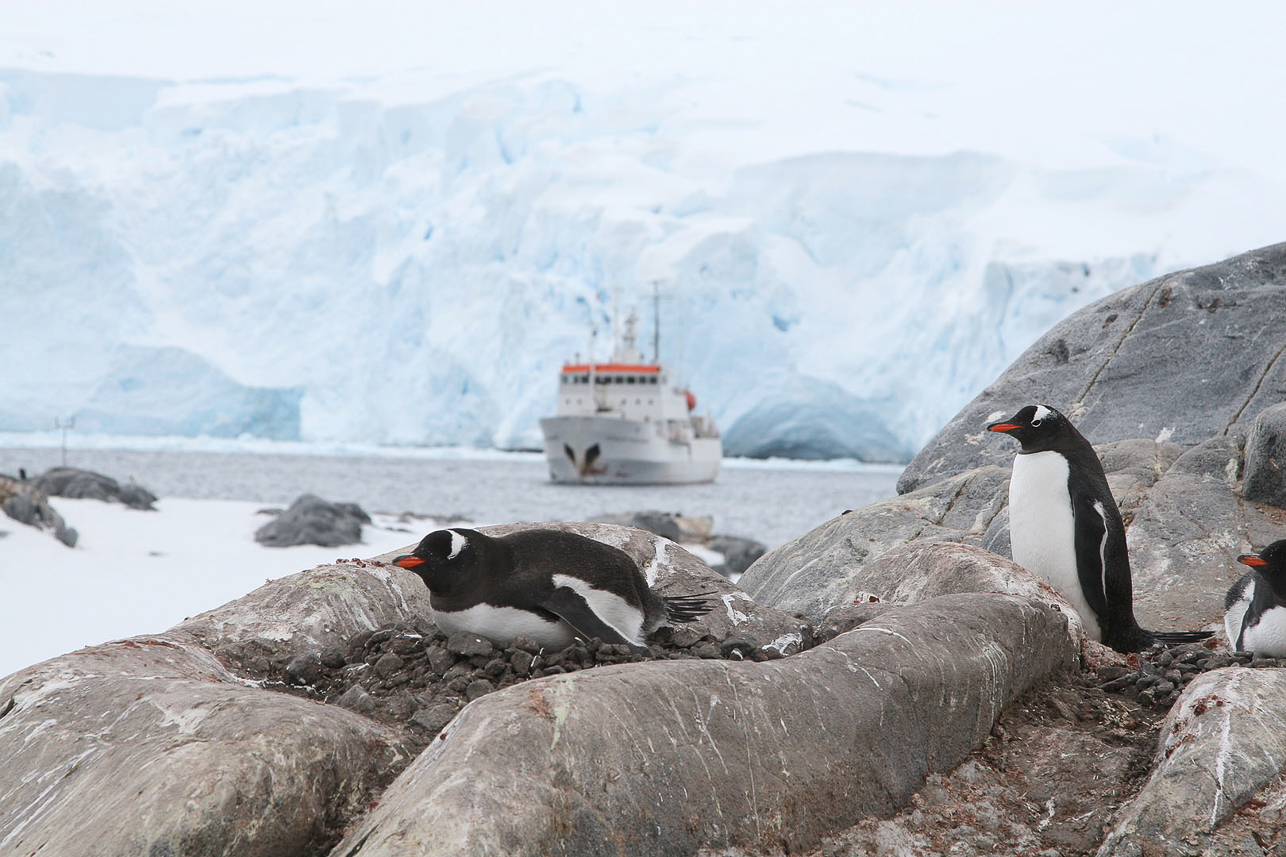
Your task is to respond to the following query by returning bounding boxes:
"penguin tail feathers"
[663,591,717,623]
[1149,629,1215,645]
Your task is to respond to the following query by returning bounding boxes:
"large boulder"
[1099,667,1286,855]
[899,242,1286,494]
[0,635,409,857]
[332,592,1076,857]
[738,465,1010,620]
[33,466,158,510]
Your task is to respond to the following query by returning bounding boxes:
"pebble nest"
[1093,638,1284,709]
[218,618,818,756]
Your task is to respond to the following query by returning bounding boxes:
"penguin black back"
[394,527,712,651]
[989,404,1212,653]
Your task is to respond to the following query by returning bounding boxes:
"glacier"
[3,4,1285,462]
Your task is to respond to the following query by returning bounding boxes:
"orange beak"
[987,423,1020,433]
[394,555,425,569]
[1239,554,1268,567]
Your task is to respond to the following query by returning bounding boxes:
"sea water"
[0,443,901,549]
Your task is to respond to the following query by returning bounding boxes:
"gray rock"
[254,493,371,548]
[332,592,1075,857]
[1126,437,1277,633]
[33,466,158,510]
[739,465,1010,619]
[589,510,684,541]
[708,534,767,577]
[1243,403,1286,507]
[178,560,435,669]
[0,475,76,546]
[0,637,407,857]
[899,242,1286,494]
[1099,667,1286,855]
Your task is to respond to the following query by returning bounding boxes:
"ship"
[539,309,721,484]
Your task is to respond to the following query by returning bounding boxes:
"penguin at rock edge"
[988,403,1212,653]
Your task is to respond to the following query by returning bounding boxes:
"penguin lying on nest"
[988,404,1213,653]
[393,527,714,653]
[1225,541,1286,656]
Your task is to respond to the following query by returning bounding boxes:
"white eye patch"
[1032,405,1053,422]
[448,530,468,560]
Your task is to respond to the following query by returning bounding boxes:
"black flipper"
[1070,492,1112,625]
[663,591,717,623]
[539,586,646,652]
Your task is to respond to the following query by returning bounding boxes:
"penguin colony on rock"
[390,402,1276,663]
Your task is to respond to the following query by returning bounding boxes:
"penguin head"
[1239,540,1286,580]
[986,404,1075,453]
[393,528,477,593]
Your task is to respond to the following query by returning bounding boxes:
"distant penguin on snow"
[1225,541,1286,656]
[393,527,713,652]
[988,404,1212,653]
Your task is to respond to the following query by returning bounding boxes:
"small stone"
[721,637,758,660]
[484,658,509,679]
[284,653,323,685]
[320,647,347,669]
[539,666,566,677]
[511,636,543,654]
[374,652,404,678]
[388,691,418,719]
[692,643,722,659]
[389,634,425,655]
[446,632,495,658]
[511,651,534,676]
[666,627,702,649]
[369,628,395,646]
[465,679,496,701]
[336,684,376,715]
[426,646,454,675]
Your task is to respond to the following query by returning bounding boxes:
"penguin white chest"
[1008,450,1102,640]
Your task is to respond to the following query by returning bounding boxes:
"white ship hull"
[540,415,721,485]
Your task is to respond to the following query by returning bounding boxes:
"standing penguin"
[988,404,1212,653]
[392,527,712,652]
[1224,541,1286,656]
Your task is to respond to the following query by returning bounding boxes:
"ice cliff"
[2,60,1282,460]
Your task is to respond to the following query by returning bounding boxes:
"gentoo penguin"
[392,527,713,652]
[1224,541,1286,656]
[988,404,1212,653]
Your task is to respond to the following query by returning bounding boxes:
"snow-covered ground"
[3,2,1284,460]
[0,498,422,679]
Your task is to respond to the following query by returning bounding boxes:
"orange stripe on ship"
[561,364,661,373]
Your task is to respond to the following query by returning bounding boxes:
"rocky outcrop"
[0,560,429,857]
[255,493,372,547]
[332,593,1075,857]
[33,465,158,510]
[899,242,1286,494]
[1099,667,1286,855]
[0,474,77,546]
[738,465,1011,620]
[745,435,1264,637]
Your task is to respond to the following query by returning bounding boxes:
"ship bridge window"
[627,376,636,384]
